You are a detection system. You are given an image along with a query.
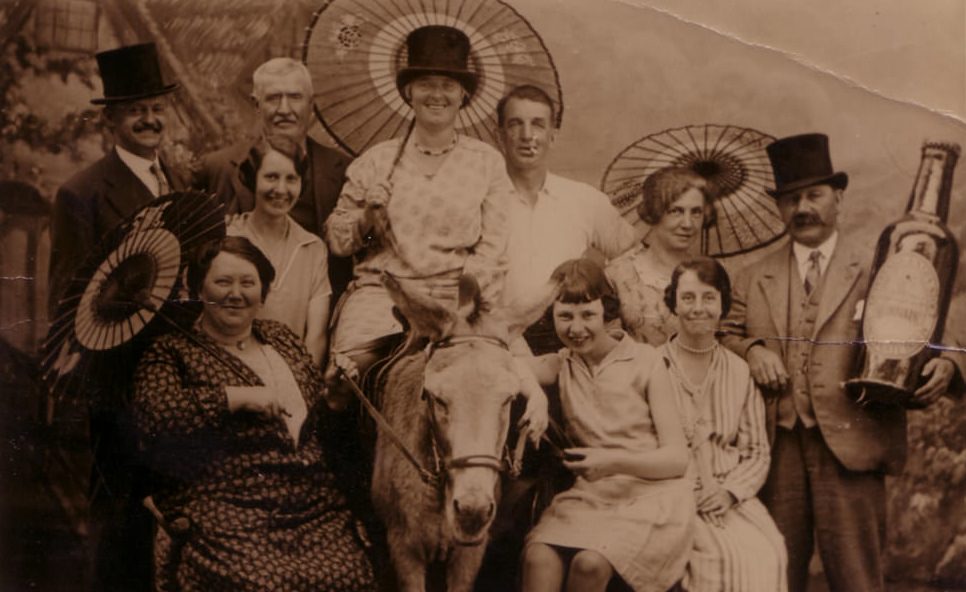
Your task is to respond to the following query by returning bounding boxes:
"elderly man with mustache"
[721,134,965,592]
[48,43,189,591]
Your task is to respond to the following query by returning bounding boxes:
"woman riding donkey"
[325,24,514,393]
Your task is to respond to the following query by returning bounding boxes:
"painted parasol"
[303,0,563,156]
[42,191,228,400]
[601,124,784,258]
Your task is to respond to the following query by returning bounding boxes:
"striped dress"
[661,337,788,592]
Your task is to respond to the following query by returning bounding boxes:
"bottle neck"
[908,144,959,221]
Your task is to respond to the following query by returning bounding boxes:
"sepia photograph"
[1,0,966,590]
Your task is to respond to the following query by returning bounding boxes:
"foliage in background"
[887,291,966,587]
[0,34,103,175]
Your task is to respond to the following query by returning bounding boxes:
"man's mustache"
[791,213,822,227]
[133,121,163,133]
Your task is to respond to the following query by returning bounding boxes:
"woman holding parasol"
[132,236,376,590]
[325,25,512,389]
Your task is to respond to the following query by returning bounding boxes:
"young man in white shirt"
[497,85,637,354]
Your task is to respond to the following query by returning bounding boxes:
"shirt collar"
[115,144,159,174]
[509,170,556,204]
[792,231,838,273]
[230,212,321,248]
[564,330,636,368]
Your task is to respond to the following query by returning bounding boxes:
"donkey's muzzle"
[453,496,496,542]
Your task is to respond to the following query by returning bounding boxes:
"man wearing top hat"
[194,57,354,306]
[48,42,187,591]
[721,133,965,592]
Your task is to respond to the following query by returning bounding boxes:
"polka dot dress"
[134,320,376,591]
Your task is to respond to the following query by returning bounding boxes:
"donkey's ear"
[501,279,560,340]
[382,272,456,341]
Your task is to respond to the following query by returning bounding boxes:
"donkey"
[370,273,554,592]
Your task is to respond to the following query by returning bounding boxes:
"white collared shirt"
[792,231,838,284]
[115,145,164,197]
[502,171,638,305]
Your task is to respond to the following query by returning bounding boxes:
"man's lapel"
[101,149,155,220]
[814,240,863,336]
[756,245,792,357]
[307,139,342,220]
[160,154,189,192]
[227,147,252,207]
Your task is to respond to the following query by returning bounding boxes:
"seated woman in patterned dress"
[133,236,376,591]
[659,257,786,592]
[324,25,512,397]
[521,259,694,592]
[227,135,330,365]
[607,167,715,345]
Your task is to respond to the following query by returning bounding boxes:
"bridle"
[422,335,523,484]
[340,334,526,489]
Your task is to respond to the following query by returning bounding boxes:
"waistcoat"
[779,258,828,429]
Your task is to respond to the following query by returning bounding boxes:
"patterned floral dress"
[606,244,679,345]
[325,135,512,355]
[661,337,787,592]
[133,320,376,591]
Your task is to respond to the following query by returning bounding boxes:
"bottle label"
[863,250,939,358]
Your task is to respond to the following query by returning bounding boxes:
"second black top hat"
[765,133,849,197]
[91,42,179,105]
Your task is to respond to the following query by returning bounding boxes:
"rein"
[339,334,524,489]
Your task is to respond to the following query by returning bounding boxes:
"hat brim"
[766,171,848,197]
[91,83,180,105]
[396,68,478,102]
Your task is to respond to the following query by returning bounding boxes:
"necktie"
[803,250,822,296]
[149,162,170,196]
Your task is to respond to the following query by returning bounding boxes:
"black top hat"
[765,133,848,197]
[396,26,478,101]
[91,43,179,105]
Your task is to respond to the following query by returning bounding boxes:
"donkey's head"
[384,273,554,544]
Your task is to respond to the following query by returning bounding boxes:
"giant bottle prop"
[846,142,960,408]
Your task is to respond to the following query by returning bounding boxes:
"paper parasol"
[42,191,225,400]
[303,0,563,156]
[601,124,784,258]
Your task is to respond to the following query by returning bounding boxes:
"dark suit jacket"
[48,149,187,317]
[48,147,188,518]
[195,137,354,300]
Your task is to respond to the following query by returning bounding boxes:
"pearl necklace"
[413,134,457,157]
[675,338,717,355]
[211,334,254,351]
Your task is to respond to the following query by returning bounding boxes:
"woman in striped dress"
[659,256,787,592]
